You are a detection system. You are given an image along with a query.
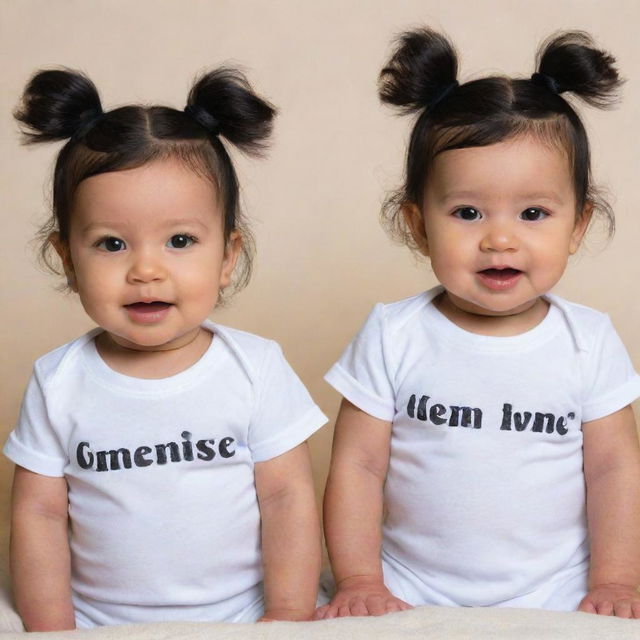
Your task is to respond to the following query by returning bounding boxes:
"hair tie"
[531,72,563,95]
[73,108,104,139]
[428,80,459,111]
[184,104,220,136]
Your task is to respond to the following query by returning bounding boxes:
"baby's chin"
[439,290,546,318]
[98,329,198,353]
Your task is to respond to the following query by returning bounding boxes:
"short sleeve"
[3,367,68,477]
[582,316,640,423]
[248,343,327,462]
[324,304,396,421]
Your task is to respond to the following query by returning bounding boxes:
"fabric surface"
[3,321,327,626]
[1,558,639,638]
[0,591,639,640]
[325,287,640,610]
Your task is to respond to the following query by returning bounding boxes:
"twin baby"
[5,28,640,629]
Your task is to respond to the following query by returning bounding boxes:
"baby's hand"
[578,583,640,618]
[313,576,413,619]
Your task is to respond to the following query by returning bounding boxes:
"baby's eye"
[520,208,548,222]
[167,234,196,249]
[453,207,482,221]
[97,237,126,252]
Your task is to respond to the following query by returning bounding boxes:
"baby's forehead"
[69,160,223,232]
[75,158,218,202]
[425,137,573,203]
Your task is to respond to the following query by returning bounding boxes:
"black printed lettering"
[407,394,416,419]
[417,396,429,421]
[134,446,153,467]
[181,431,194,461]
[106,448,132,471]
[429,404,447,426]
[75,432,237,472]
[500,403,512,430]
[556,417,568,436]
[219,437,235,458]
[408,395,482,429]
[196,439,216,461]
[76,442,94,469]
[449,406,482,429]
[502,403,575,436]
[96,451,109,472]
[155,442,181,465]
[514,412,532,432]
[531,413,556,434]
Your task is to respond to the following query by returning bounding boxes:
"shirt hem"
[324,363,395,422]
[250,405,328,462]
[582,374,640,423]
[3,434,66,477]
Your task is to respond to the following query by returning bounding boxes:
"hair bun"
[379,27,458,114]
[186,67,276,155]
[14,68,103,143]
[536,31,623,108]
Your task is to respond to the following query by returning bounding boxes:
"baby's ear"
[402,203,430,256]
[220,231,242,289]
[49,232,77,291]
[569,202,594,255]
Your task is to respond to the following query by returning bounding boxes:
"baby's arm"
[10,465,75,631]
[255,441,321,621]
[314,399,412,619]
[579,405,640,618]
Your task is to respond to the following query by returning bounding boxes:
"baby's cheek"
[535,256,570,288]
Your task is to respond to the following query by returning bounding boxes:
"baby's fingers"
[578,586,640,618]
[384,597,413,613]
[349,598,369,616]
[364,595,388,616]
[312,604,330,620]
[613,600,632,619]
[385,600,402,613]
[596,600,614,616]
[577,599,596,614]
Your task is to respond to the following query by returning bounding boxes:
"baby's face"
[58,158,239,351]
[411,134,590,323]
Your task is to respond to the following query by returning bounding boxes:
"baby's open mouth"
[125,301,172,312]
[478,268,522,280]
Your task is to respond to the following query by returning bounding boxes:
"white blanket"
[1,562,638,639]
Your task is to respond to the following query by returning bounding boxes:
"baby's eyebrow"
[438,190,566,206]
[440,190,479,201]
[79,217,210,235]
[159,218,210,230]
[79,221,127,235]
[517,192,565,205]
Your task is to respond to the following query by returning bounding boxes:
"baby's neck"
[434,293,550,337]
[95,328,213,378]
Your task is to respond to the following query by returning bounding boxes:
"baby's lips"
[478,267,522,280]
[125,301,172,311]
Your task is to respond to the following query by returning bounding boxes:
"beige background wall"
[1,0,639,554]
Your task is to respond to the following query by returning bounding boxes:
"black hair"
[378,28,623,252]
[14,66,277,296]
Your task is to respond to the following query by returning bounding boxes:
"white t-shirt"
[4,320,327,627]
[325,287,640,611]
